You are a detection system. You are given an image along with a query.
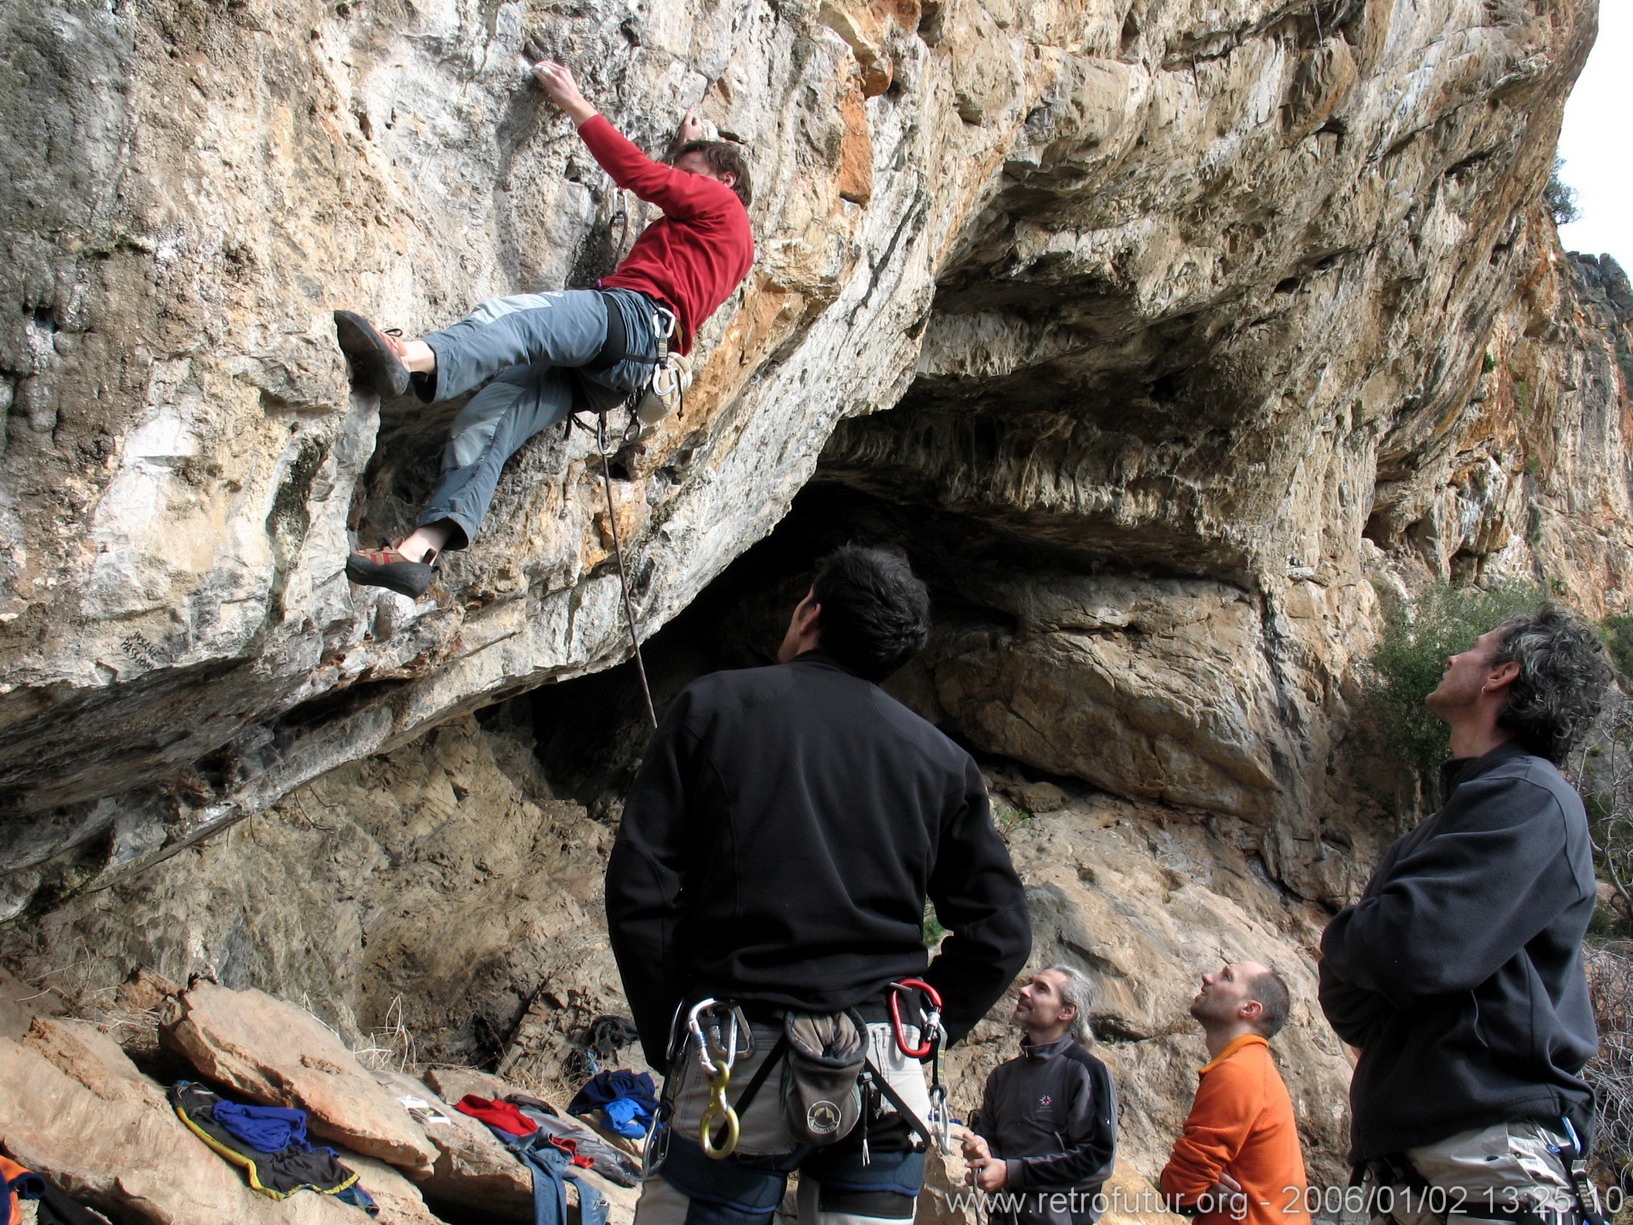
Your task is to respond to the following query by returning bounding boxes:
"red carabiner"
[889,979,943,1058]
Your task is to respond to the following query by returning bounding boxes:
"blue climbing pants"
[415,287,662,549]
[636,1021,930,1225]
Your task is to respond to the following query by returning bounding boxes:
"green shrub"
[1545,156,1581,227]
[1590,897,1630,939]
[992,800,1033,833]
[1364,581,1545,778]
[1604,615,1633,681]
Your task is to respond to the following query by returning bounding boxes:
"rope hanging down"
[595,415,659,730]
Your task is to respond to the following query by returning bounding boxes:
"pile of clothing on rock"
[567,1070,658,1143]
[454,1093,643,1225]
[4,979,658,1225]
[163,1079,646,1224]
[170,1081,379,1214]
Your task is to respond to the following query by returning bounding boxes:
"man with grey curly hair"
[1320,604,1613,1225]
[963,964,1117,1224]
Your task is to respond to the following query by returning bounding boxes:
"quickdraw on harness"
[879,979,952,1156]
[685,998,755,1160]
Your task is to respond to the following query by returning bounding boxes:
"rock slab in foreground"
[0,1016,441,1224]
[159,981,438,1176]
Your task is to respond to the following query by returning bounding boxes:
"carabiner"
[700,1063,740,1159]
[888,979,943,1058]
[685,998,753,1160]
[926,1081,952,1156]
[687,999,722,1075]
[686,999,754,1073]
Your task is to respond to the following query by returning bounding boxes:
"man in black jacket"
[964,964,1117,1225]
[1319,605,1612,1223]
[606,545,1031,1225]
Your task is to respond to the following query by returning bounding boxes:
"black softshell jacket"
[605,651,1032,1067]
[975,1036,1118,1225]
[1318,742,1598,1162]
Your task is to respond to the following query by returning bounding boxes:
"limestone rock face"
[1,712,632,1094]
[3,0,1625,915]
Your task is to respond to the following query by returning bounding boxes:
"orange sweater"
[1160,1035,1310,1225]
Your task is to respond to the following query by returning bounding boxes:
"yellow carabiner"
[700,1062,739,1159]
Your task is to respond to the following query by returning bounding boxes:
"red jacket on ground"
[577,114,754,354]
[1160,1034,1310,1225]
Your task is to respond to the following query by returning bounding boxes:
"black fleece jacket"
[975,1036,1118,1224]
[605,651,1032,1068]
[1318,742,1598,1162]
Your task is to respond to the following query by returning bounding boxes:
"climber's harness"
[573,290,689,443]
[1553,1117,1610,1225]
[1355,1117,1610,1225]
[580,289,673,379]
[645,984,952,1174]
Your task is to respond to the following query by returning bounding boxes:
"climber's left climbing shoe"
[334,310,411,398]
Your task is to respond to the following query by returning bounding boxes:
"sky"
[1555,3,1631,270]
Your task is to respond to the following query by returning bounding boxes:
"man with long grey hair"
[1320,604,1613,1225]
[963,964,1117,1224]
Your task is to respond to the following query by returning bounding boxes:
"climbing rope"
[595,414,659,730]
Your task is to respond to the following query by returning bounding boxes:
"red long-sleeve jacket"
[577,114,754,354]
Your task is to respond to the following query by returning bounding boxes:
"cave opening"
[517,477,1096,812]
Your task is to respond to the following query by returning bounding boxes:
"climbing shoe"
[334,310,411,397]
[345,544,436,597]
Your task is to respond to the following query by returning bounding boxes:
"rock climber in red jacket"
[334,61,754,597]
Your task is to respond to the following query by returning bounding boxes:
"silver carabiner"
[685,999,755,1077]
[685,998,724,1076]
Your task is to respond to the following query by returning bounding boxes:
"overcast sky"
[1555,3,1630,270]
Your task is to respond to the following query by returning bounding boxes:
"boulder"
[159,982,437,1176]
[0,1016,442,1225]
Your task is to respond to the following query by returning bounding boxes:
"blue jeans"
[415,287,659,549]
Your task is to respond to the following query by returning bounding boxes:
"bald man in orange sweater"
[1160,962,1310,1225]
